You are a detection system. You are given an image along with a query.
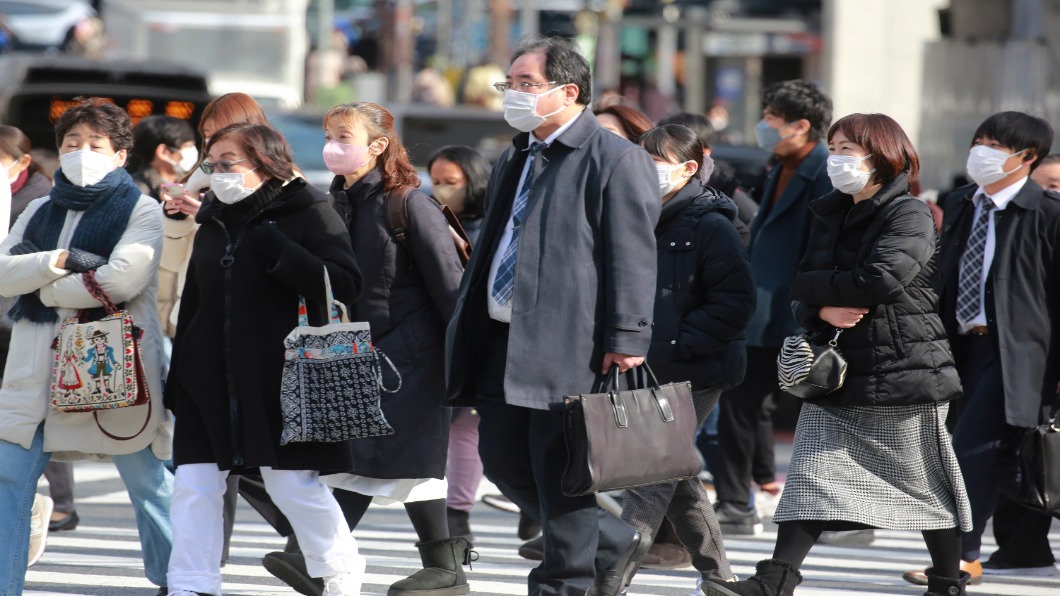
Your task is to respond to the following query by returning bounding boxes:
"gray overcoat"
[444,110,660,410]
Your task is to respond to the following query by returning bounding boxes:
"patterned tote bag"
[49,271,152,440]
[279,267,398,445]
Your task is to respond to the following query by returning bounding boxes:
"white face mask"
[5,160,19,185]
[210,168,262,204]
[162,146,199,178]
[60,149,117,187]
[966,145,1026,187]
[657,162,693,196]
[503,86,566,133]
[827,154,875,195]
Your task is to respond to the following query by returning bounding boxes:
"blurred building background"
[0,0,1057,190]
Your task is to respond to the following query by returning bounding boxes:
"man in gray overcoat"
[444,37,660,596]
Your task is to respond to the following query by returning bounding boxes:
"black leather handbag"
[1015,395,1060,518]
[561,364,702,497]
[777,327,847,400]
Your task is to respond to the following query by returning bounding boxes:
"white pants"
[167,464,359,594]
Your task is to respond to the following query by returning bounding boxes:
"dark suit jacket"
[744,143,832,348]
[937,179,1060,427]
[444,110,660,410]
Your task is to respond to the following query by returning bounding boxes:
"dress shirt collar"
[973,175,1028,210]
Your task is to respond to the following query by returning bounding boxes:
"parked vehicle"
[0,0,95,51]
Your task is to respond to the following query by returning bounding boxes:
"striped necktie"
[955,194,995,325]
[491,142,546,306]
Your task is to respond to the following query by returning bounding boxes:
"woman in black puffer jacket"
[621,124,755,590]
[704,114,972,596]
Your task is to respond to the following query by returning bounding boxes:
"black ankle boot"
[446,508,474,545]
[387,537,477,595]
[703,559,802,596]
[924,569,970,596]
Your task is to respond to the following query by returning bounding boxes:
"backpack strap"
[385,185,416,250]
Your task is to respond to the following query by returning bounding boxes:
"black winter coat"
[791,174,962,408]
[648,181,756,391]
[167,178,362,471]
[331,170,464,479]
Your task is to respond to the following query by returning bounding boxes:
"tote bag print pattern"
[50,312,139,411]
[279,272,396,445]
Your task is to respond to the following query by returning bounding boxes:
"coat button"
[685,241,691,246]
[638,320,648,328]
[670,340,677,344]
[670,242,676,247]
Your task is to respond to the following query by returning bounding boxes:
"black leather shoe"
[262,551,324,596]
[49,511,79,532]
[588,531,651,596]
[517,511,542,540]
[517,535,544,561]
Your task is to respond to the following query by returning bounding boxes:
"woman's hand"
[163,191,203,217]
[819,306,870,328]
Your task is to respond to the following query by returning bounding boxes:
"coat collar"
[1009,177,1044,211]
[509,108,598,153]
[761,142,829,223]
[810,172,912,229]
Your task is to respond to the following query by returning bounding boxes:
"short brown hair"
[592,102,653,143]
[206,124,294,181]
[324,103,420,191]
[54,97,133,152]
[827,113,919,184]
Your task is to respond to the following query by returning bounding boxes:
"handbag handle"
[80,270,119,316]
[298,267,348,327]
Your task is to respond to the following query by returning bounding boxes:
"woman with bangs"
[164,123,365,596]
[703,114,972,596]
[262,102,468,596]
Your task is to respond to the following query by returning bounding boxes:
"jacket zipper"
[213,218,244,467]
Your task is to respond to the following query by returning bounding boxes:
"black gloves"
[8,240,40,256]
[64,249,108,273]
[248,220,290,263]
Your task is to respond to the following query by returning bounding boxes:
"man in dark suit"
[444,37,660,596]
[712,80,834,535]
[904,111,1059,585]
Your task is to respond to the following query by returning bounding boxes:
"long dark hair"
[427,145,489,220]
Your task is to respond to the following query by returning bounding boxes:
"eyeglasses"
[199,159,248,174]
[493,81,558,93]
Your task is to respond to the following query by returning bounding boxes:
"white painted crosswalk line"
[24,463,1060,595]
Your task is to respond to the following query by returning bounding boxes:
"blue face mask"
[754,119,793,153]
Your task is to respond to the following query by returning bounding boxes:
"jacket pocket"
[884,305,906,359]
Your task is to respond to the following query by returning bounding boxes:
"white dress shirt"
[958,176,1028,333]
[487,112,583,322]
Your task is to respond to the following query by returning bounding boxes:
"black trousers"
[475,320,634,596]
[951,334,1053,563]
[714,346,780,508]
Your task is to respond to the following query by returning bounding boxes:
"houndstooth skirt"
[772,402,972,532]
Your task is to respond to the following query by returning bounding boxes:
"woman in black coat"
[705,115,972,596]
[619,124,753,591]
[320,102,468,596]
[166,124,368,595]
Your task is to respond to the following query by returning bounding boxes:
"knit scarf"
[9,167,143,324]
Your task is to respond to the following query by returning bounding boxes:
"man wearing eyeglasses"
[445,36,660,596]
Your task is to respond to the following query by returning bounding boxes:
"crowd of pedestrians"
[0,33,1057,596]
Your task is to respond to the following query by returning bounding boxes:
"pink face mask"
[322,141,370,175]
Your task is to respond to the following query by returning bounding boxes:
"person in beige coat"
[0,98,173,595]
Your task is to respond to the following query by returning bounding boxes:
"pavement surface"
[22,456,1060,595]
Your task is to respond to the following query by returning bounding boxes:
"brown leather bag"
[385,186,472,266]
[561,365,702,496]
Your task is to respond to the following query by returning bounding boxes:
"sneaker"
[712,502,762,536]
[982,560,1059,576]
[322,555,367,596]
[817,529,875,546]
[28,494,53,567]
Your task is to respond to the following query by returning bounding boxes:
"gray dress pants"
[44,461,76,514]
[620,388,733,581]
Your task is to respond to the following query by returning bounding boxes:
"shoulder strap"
[385,185,416,249]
